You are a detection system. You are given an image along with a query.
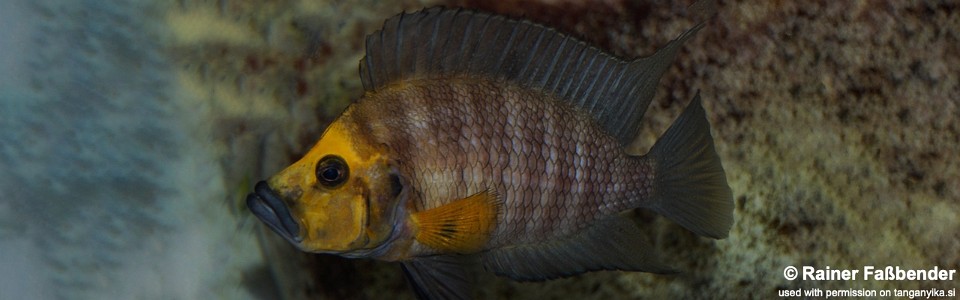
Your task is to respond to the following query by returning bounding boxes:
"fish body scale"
[352,78,655,247]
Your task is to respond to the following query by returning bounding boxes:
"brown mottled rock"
[203,0,957,298]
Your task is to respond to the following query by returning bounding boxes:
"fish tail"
[645,93,733,239]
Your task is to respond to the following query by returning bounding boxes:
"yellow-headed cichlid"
[247,4,732,299]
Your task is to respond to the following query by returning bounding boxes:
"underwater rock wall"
[240,0,959,298]
[237,0,960,299]
[697,0,959,296]
[1,0,955,299]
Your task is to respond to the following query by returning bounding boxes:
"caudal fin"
[646,93,733,239]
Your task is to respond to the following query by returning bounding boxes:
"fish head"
[247,118,405,255]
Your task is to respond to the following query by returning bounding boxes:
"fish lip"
[247,181,302,244]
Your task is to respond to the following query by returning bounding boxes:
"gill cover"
[266,116,403,254]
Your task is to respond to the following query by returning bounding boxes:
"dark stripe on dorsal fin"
[360,6,709,145]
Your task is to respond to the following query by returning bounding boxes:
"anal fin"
[402,255,477,300]
[481,216,675,281]
[412,190,501,253]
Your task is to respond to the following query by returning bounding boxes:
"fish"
[246,4,733,300]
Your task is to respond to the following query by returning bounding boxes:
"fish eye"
[316,155,349,188]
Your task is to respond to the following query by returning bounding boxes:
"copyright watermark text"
[783,266,956,281]
[779,265,957,298]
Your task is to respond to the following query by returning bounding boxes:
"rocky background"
[1,0,955,299]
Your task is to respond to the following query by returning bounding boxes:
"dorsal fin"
[361,7,707,145]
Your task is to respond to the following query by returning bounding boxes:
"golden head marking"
[248,114,405,255]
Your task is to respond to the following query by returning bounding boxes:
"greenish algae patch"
[167,8,260,46]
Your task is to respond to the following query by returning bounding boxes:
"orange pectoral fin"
[411,191,501,254]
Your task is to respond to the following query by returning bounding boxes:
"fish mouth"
[246,181,302,244]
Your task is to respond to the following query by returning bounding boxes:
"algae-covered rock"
[238,0,959,298]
